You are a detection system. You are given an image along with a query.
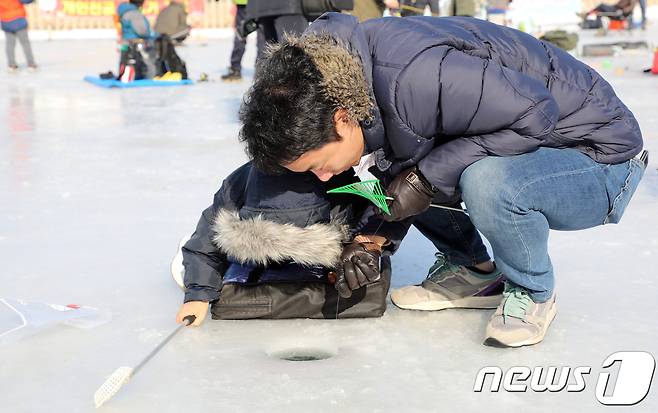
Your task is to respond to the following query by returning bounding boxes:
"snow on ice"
[1,23,657,413]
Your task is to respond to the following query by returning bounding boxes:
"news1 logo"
[473,351,656,406]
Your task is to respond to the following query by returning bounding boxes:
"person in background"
[351,0,399,21]
[246,0,308,55]
[116,0,157,80]
[154,0,191,43]
[0,0,36,73]
[221,0,264,82]
[577,0,638,28]
[638,0,647,30]
[117,0,156,42]
[399,0,439,17]
[448,0,477,17]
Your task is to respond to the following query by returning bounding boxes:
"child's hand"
[176,301,209,326]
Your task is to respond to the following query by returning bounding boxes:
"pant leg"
[272,14,308,42]
[351,0,386,22]
[459,148,644,303]
[412,0,440,15]
[593,4,619,14]
[5,31,18,67]
[429,0,440,16]
[16,29,35,66]
[256,26,265,60]
[230,5,247,71]
[413,203,491,267]
[258,16,277,47]
[639,0,647,25]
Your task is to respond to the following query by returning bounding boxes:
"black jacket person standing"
[246,0,308,55]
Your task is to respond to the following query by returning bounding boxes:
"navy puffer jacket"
[181,163,369,303]
[305,14,643,199]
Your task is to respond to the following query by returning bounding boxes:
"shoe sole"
[483,300,558,348]
[392,294,503,311]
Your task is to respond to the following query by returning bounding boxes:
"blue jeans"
[459,148,645,302]
[414,205,490,267]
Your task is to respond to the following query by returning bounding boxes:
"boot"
[221,67,242,82]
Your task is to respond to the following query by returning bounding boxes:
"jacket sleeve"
[182,190,227,303]
[182,173,246,303]
[125,11,152,38]
[183,162,258,302]
[403,48,559,199]
[355,206,416,255]
[350,166,416,254]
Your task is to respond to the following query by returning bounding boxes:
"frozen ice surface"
[1,29,658,413]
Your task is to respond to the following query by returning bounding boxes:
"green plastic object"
[327,179,390,215]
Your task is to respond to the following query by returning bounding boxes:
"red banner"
[56,0,205,17]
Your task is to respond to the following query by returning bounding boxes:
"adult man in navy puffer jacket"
[239,13,646,347]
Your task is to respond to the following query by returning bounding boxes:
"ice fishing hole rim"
[268,346,336,362]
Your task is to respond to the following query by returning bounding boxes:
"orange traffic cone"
[651,48,658,75]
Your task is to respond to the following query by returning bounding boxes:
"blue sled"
[84,76,194,88]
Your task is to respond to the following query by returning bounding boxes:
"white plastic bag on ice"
[0,298,112,345]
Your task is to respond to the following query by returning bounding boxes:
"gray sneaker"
[484,284,557,348]
[391,253,504,311]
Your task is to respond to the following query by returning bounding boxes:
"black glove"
[381,167,438,222]
[335,242,381,298]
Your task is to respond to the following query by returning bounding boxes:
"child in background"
[0,0,37,72]
[116,0,158,80]
[117,0,156,42]
[154,0,191,43]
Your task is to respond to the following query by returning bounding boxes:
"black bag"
[211,256,392,319]
[155,35,188,79]
[302,0,354,20]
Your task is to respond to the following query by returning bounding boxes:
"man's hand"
[176,301,209,326]
[335,242,382,298]
[381,167,437,222]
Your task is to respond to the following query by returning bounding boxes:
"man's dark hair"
[129,0,145,7]
[239,43,338,174]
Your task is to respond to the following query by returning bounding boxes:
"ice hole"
[269,347,335,362]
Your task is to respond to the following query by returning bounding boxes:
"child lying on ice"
[174,162,393,325]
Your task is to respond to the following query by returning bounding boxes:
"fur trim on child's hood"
[212,209,348,267]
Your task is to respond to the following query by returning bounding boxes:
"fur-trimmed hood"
[180,162,369,303]
[266,14,375,124]
[212,209,348,267]
[291,13,388,154]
